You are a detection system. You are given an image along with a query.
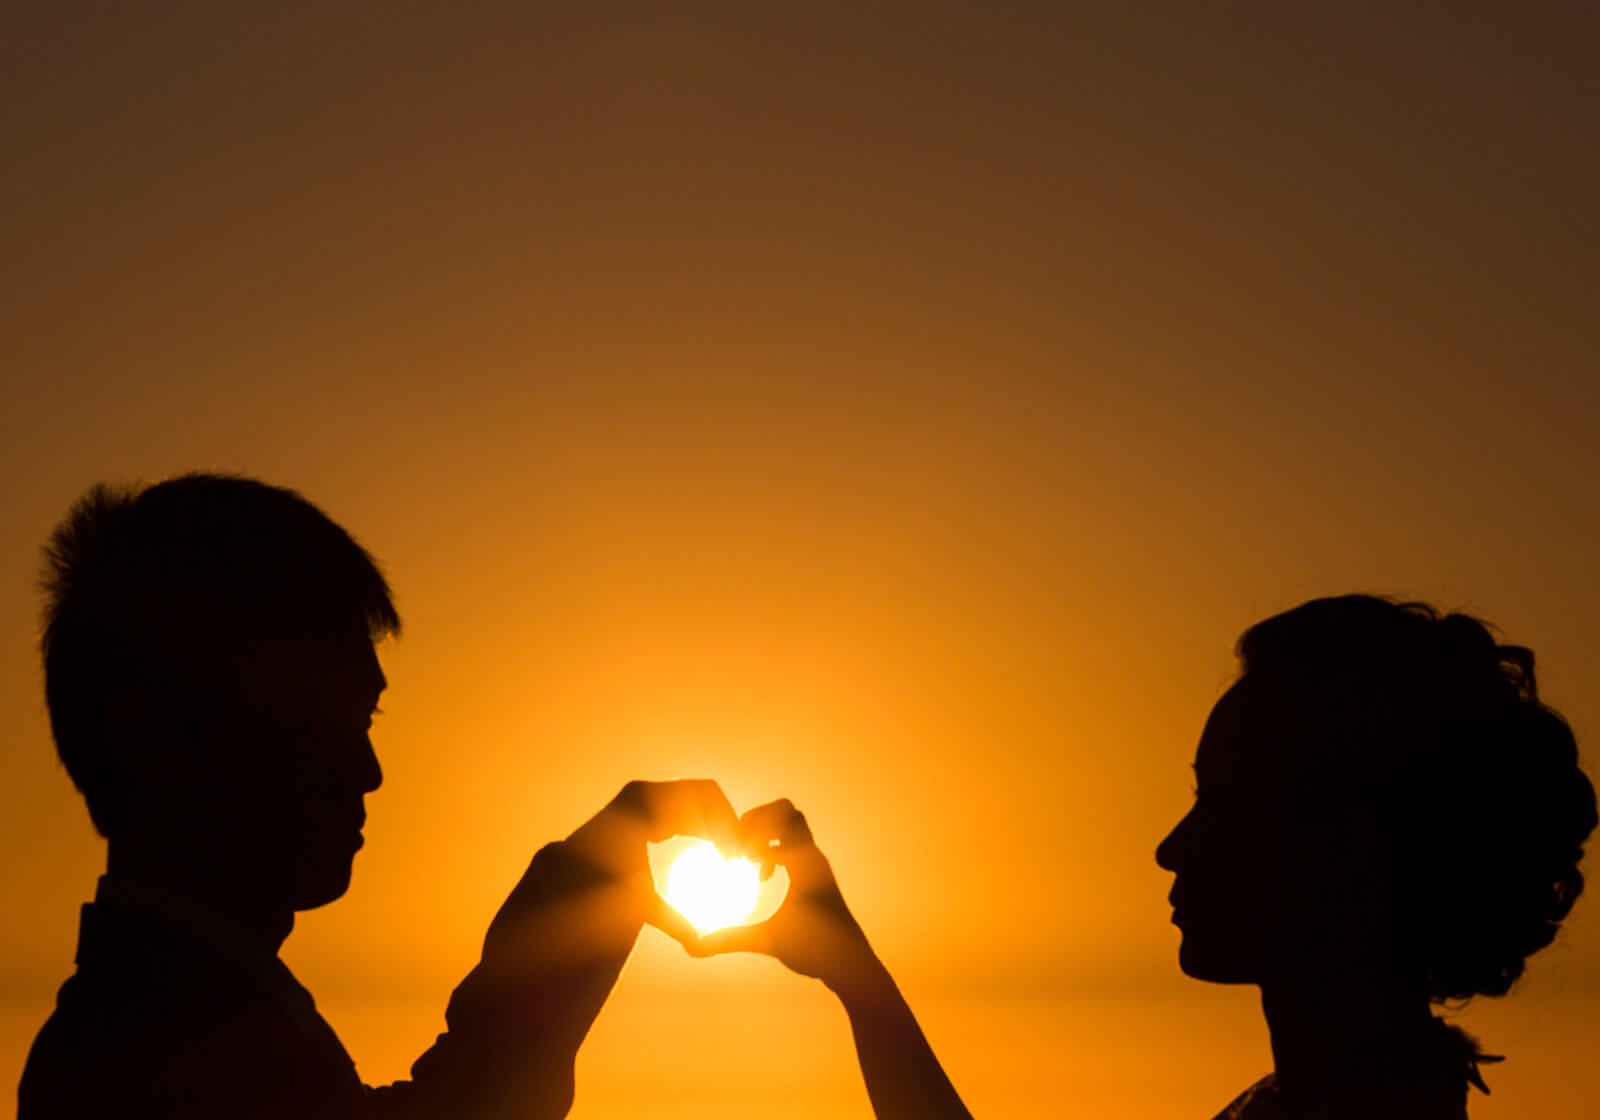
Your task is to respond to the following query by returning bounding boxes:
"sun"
[662,839,762,933]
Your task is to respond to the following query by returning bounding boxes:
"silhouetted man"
[19,473,736,1119]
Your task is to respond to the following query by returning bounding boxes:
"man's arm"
[369,779,737,1120]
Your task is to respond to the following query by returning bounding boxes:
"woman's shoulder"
[1209,1070,1471,1120]
[1211,1075,1279,1120]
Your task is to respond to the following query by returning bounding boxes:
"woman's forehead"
[1195,676,1300,783]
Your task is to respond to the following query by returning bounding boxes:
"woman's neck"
[1260,972,1439,1103]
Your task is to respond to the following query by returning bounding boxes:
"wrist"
[539,840,616,893]
[825,951,898,1009]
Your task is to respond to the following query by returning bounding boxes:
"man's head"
[41,473,400,910]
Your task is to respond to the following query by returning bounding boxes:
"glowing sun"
[661,839,762,933]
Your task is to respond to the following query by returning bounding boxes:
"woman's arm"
[695,800,974,1120]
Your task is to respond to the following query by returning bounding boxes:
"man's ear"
[101,686,194,817]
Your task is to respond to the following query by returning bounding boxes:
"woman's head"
[1157,595,1597,1001]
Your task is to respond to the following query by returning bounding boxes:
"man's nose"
[353,734,382,794]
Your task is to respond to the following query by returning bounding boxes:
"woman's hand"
[693,799,890,998]
[695,798,974,1120]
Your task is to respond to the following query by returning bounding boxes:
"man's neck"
[105,842,295,953]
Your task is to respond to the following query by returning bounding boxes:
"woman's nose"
[1155,807,1194,872]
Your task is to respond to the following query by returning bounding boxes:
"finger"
[780,807,815,847]
[735,803,836,896]
[770,835,838,897]
[736,799,814,850]
[693,918,773,959]
[644,779,741,850]
[644,887,702,950]
[690,779,741,852]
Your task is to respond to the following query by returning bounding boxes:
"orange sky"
[4,5,1599,1117]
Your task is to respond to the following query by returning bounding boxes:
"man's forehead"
[238,633,386,700]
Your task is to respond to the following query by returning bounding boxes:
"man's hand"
[563,779,740,949]
[407,780,742,1118]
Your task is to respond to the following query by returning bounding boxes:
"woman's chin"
[1177,936,1262,986]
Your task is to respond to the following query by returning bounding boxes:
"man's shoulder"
[19,902,367,1120]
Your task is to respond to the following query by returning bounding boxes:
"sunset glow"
[662,841,761,933]
[5,5,1600,1119]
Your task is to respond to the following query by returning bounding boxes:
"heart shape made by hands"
[647,836,789,934]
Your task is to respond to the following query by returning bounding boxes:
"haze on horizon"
[3,5,1598,1117]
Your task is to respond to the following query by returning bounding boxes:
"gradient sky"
[4,4,1599,1117]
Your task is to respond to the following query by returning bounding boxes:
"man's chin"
[288,863,356,912]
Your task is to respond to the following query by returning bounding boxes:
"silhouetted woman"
[701,595,1598,1119]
